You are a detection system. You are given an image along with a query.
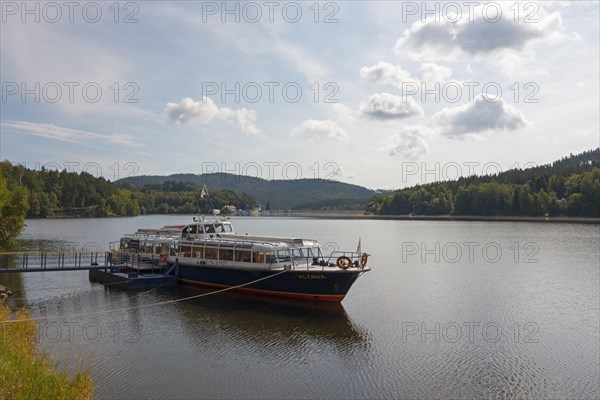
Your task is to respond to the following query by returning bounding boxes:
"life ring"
[336,256,352,270]
[360,253,368,267]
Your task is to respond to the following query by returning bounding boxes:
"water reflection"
[20,282,374,398]
[171,285,371,353]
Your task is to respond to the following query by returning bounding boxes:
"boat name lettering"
[296,274,326,280]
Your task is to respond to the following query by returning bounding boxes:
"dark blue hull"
[176,264,364,302]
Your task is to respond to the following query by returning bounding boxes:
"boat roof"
[119,216,318,250]
[217,233,318,247]
[178,236,319,251]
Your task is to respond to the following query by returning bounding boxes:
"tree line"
[0,161,256,220]
[367,149,600,217]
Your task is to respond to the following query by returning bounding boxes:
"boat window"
[276,250,291,262]
[253,251,276,263]
[253,252,265,263]
[192,245,203,258]
[204,247,218,260]
[224,225,233,232]
[215,224,226,233]
[220,249,234,261]
[187,225,198,234]
[161,243,169,253]
[204,225,216,233]
[291,248,313,258]
[181,245,192,258]
[311,247,322,258]
[170,244,179,256]
[264,252,276,264]
[235,250,252,262]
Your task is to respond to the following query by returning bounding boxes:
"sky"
[1,1,599,189]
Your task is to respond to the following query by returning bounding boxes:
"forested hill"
[368,148,600,217]
[2,148,598,220]
[0,161,256,218]
[118,174,375,210]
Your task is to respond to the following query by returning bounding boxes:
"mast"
[201,185,220,222]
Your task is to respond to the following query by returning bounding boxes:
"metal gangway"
[0,251,165,273]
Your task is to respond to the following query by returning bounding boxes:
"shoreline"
[285,212,600,224]
[28,213,600,224]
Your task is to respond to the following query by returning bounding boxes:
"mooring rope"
[1,270,288,324]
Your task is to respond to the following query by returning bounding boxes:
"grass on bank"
[0,301,93,400]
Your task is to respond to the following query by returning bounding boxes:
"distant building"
[223,205,237,214]
[250,204,262,216]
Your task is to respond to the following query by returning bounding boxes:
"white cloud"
[394,19,457,60]
[359,61,414,88]
[164,97,259,135]
[331,103,358,124]
[219,107,260,136]
[360,93,424,120]
[291,119,348,141]
[420,63,452,84]
[395,5,567,60]
[384,126,430,160]
[432,95,528,137]
[360,61,454,91]
[1,120,140,147]
[164,97,219,125]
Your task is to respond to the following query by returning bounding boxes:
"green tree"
[0,174,29,247]
[389,191,413,214]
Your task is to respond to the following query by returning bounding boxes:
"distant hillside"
[368,148,600,217]
[0,161,256,218]
[117,174,375,210]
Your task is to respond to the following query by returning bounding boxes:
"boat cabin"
[169,237,324,268]
[182,221,235,239]
[111,217,352,270]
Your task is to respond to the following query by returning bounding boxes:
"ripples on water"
[1,218,598,399]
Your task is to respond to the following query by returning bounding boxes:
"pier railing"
[0,250,168,273]
[0,251,110,273]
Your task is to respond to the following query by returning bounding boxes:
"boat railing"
[287,256,319,271]
[326,251,369,270]
[283,251,369,271]
[122,233,178,241]
[108,250,166,273]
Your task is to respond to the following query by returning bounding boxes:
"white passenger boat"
[112,215,370,302]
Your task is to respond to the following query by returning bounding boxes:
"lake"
[2,216,599,399]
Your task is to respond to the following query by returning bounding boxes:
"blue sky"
[1,1,598,189]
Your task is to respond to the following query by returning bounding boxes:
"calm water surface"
[2,216,599,399]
